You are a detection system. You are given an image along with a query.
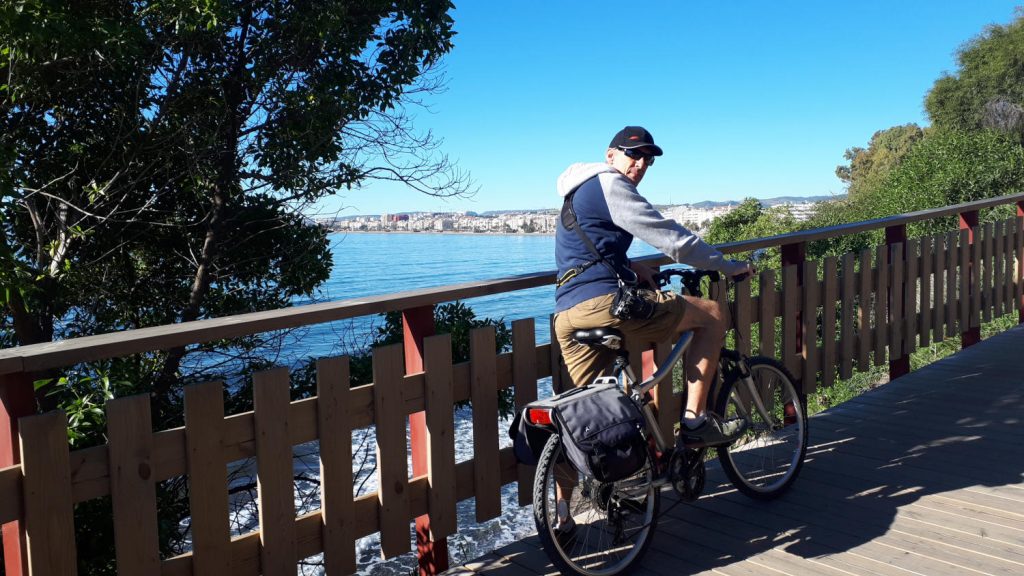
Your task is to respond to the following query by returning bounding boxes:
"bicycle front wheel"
[533,435,659,576]
[715,356,807,499]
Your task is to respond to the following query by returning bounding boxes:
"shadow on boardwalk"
[454,324,1024,575]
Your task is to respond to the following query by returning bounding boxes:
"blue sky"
[313,1,1022,217]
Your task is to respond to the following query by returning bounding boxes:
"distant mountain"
[686,195,844,209]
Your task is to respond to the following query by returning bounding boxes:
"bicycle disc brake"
[670,448,706,501]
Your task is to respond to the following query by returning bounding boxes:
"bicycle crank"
[669,448,706,501]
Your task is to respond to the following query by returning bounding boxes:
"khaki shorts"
[554,289,686,389]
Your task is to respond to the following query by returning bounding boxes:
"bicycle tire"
[533,434,659,576]
[715,356,808,499]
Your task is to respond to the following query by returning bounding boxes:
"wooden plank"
[920,236,932,347]
[1017,216,1024,313]
[758,269,776,359]
[934,232,946,342]
[253,367,297,574]
[782,264,799,379]
[945,230,957,337]
[19,411,76,576]
[373,344,410,559]
[904,239,918,355]
[316,356,356,575]
[511,319,537,506]
[959,228,970,333]
[735,274,752,357]
[857,249,872,370]
[0,464,22,525]
[424,334,457,538]
[993,220,1004,318]
[889,242,903,361]
[822,258,838,388]
[184,381,232,575]
[971,227,982,329]
[982,221,994,322]
[1005,217,1016,313]
[106,394,160,575]
[549,315,565,393]
[470,327,501,522]
[839,252,855,380]
[874,243,888,366]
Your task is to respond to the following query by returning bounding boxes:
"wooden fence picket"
[801,261,819,393]
[373,344,410,559]
[782,265,800,380]
[184,381,232,575]
[839,253,855,380]
[735,274,752,357]
[959,229,970,333]
[253,367,297,574]
[982,222,993,322]
[821,257,838,388]
[945,231,958,337]
[857,249,872,370]
[106,394,160,575]
[1016,216,1024,311]
[424,334,457,538]
[904,239,919,356]
[759,269,777,359]
[316,356,356,575]
[971,229,982,330]
[874,244,888,366]
[889,243,903,361]
[19,411,76,576]
[512,319,537,506]
[920,237,932,347]
[1005,217,1016,312]
[934,233,946,342]
[470,327,501,522]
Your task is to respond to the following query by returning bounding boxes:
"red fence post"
[959,211,981,347]
[885,225,910,379]
[402,306,448,575]
[1018,201,1024,324]
[1,372,35,576]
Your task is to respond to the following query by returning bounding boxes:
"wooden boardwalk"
[449,324,1024,576]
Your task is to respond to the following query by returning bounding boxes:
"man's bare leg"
[676,295,727,417]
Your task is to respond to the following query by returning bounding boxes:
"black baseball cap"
[608,126,664,156]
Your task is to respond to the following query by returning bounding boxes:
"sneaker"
[679,412,748,448]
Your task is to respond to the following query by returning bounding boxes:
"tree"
[703,198,800,271]
[1,1,465,411]
[835,124,925,200]
[926,11,1024,141]
[2,3,465,572]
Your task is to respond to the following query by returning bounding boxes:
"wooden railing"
[1,193,1023,576]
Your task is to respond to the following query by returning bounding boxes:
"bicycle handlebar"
[653,268,751,297]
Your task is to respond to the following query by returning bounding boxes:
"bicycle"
[526,268,809,576]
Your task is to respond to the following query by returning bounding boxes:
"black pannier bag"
[510,383,648,483]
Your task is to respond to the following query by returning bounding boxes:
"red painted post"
[1,372,35,576]
[885,224,910,379]
[959,211,981,347]
[402,305,448,575]
[1018,201,1024,324]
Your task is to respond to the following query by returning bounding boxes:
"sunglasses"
[619,147,656,165]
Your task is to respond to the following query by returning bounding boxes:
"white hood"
[557,162,617,197]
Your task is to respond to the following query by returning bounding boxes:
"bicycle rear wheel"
[715,356,807,499]
[533,435,659,576]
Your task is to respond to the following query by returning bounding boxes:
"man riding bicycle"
[554,125,754,450]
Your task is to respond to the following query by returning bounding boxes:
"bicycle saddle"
[572,327,624,350]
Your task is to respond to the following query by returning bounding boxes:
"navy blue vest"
[555,175,633,313]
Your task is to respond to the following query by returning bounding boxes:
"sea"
[221,232,663,575]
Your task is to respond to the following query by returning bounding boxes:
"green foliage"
[835,124,926,200]
[704,197,801,271]
[926,11,1024,142]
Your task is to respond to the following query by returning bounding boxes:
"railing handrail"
[2,191,1023,377]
